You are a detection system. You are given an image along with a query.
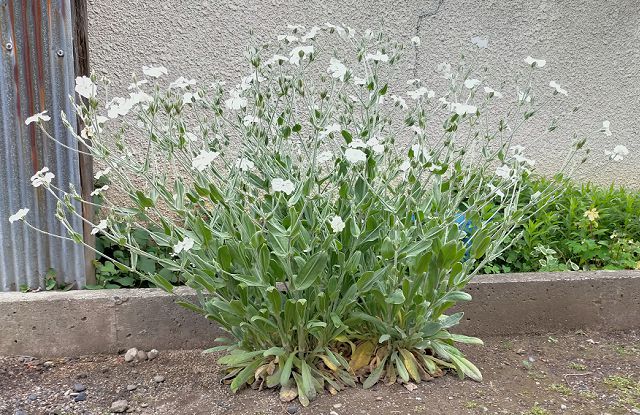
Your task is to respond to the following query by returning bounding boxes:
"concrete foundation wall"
[1,271,639,357]
[87,0,640,187]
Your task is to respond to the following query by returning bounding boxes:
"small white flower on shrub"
[549,81,568,96]
[192,150,219,171]
[75,76,97,99]
[271,178,295,195]
[8,208,29,223]
[344,148,366,163]
[173,237,195,254]
[91,220,108,235]
[30,167,55,188]
[605,145,629,161]
[142,65,168,78]
[524,56,546,67]
[329,215,345,233]
[25,111,50,125]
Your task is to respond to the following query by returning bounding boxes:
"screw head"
[5,42,13,51]
[56,49,64,57]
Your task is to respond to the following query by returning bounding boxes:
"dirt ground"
[1,331,639,415]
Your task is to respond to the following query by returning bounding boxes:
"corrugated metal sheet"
[0,0,86,291]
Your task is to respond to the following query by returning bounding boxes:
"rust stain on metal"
[0,0,87,291]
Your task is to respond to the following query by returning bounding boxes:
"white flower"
[128,79,148,90]
[517,89,532,103]
[524,56,546,68]
[183,132,198,142]
[329,215,345,233]
[365,51,389,62]
[107,97,133,118]
[349,139,367,149]
[605,145,629,161]
[192,150,219,171]
[601,120,612,137]
[243,115,261,126]
[240,73,265,91]
[470,36,488,49]
[94,167,111,180]
[345,148,366,164]
[495,165,512,180]
[400,159,411,172]
[409,125,423,135]
[436,62,453,79]
[531,191,542,201]
[235,158,254,171]
[367,137,385,154]
[142,65,168,78]
[75,76,97,99]
[30,167,54,187]
[364,29,374,40]
[483,86,503,98]
[464,79,482,89]
[289,45,314,65]
[169,76,196,89]
[128,91,153,105]
[317,151,333,163]
[301,26,320,42]
[277,34,299,43]
[90,185,109,196]
[25,111,50,125]
[327,58,348,81]
[451,102,477,116]
[513,154,535,166]
[91,220,108,235]
[9,208,29,223]
[549,81,568,96]
[487,183,504,199]
[353,76,367,86]
[271,178,295,195]
[407,87,434,100]
[319,123,341,139]
[182,92,201,103]
[173,237,195,254]
[264,54,289,66]
[391,94,407,109]
[411,36,421,46]
[225,90,247,110]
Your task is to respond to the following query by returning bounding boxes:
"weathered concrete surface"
[87,0,640,187]
[0,287,221,357]
[457,270,640,336]
[1,271,638,357]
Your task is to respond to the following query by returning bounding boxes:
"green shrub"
[486,177,640,273]
[13,26,589,405]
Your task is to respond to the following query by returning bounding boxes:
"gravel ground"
[1,331,639,415]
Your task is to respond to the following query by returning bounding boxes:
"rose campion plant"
[13,24,594,406]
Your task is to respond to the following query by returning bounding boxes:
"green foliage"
[89,228,178,289]
[486,176,640,274]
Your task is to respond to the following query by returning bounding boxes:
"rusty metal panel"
[0,0,86,291]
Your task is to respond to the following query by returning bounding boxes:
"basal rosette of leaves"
[14,25,592,406]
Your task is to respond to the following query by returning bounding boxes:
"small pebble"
[73,383,86,392]
[27,394,37,401]
[124,348,138,363]
[110,399,128,413]
[286,404,298,414]
[153,375,165,383]
[140,403,148,408]
[136,350,148,361]
[74,392,87,402]
[43,361,54,368]
[127,384,138,391]
[333,403,343,408]
[147,349,159,360]
[14,410,27,415]
[375,396,383,401]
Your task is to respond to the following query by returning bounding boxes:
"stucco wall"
[87,0,640,187]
